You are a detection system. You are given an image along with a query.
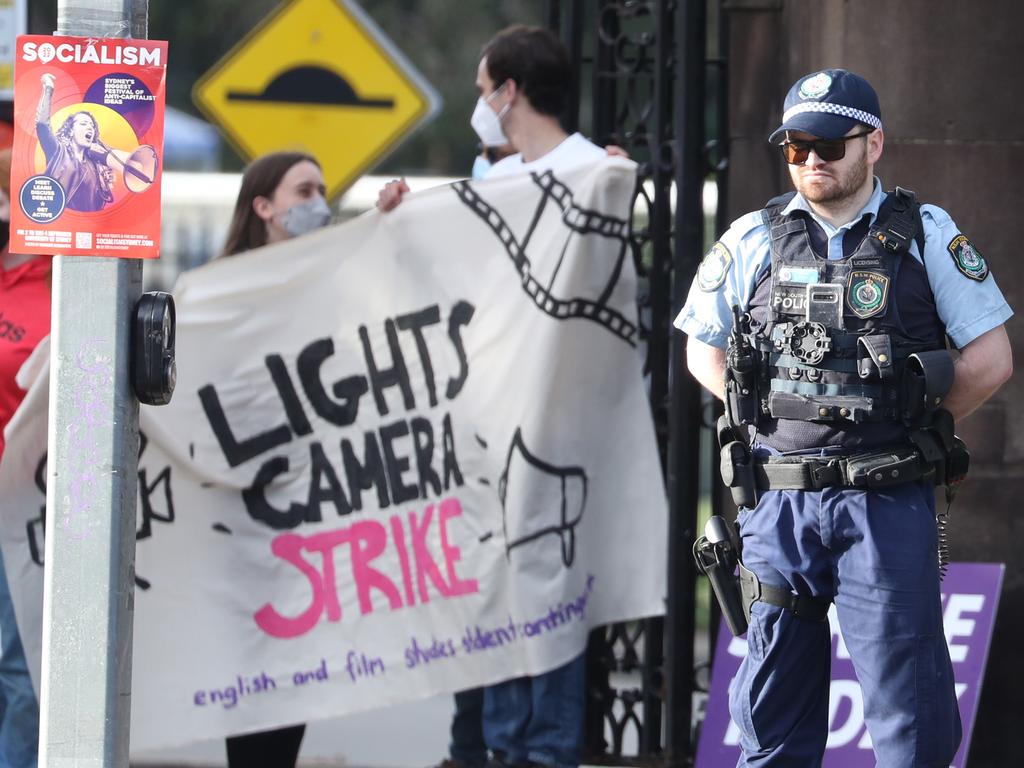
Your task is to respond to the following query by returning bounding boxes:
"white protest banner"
[0,157,668,749]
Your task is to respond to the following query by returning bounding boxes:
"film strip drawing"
[453,170,636,346]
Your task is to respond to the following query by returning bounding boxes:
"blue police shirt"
[674,178,1013,350]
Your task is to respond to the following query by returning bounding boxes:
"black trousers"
[226,724,306,767]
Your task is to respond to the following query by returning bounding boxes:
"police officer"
[676,69,1012,766]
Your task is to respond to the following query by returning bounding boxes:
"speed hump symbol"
[193,0,441,199]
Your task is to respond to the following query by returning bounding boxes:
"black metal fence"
[543,1,730,764]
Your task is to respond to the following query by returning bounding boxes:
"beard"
[792,152,869,206]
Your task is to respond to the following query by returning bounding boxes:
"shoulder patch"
[947,234,989,282]
[697,241,732,291]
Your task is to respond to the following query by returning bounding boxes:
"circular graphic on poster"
[19,174,68,223]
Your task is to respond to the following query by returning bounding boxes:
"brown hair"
[0,147,11,198]
[482,25,571,118]
[221,151,320,257]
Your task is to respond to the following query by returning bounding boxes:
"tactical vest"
[744,188,949,452]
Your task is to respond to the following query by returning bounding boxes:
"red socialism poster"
[9,36,167,259]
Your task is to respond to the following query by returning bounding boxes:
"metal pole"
[705,0,731,664]
[563,0,583,134]
[591,1,617,146]
[543,0,562,34]
[41,1,146,766]
[641,0,679,758]
[664,0,707,764]
[712,0,730,237]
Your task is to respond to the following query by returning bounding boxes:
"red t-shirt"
[0,256,51,458]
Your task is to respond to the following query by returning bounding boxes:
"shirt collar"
[782,176,885,234]
[0,255,51,289]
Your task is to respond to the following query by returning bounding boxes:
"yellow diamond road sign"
[193,0,441,199]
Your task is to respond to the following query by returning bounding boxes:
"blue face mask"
[281,196,332,237]
[471,155,492,180]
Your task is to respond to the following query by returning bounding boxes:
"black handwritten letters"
[0,312,27,344]
[26,432,175,591]
[198,301,475,529]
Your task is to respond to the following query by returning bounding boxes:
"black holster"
[718,415,758,508]
[902,350,955,422]
[909,408,969,491]
[693,516,748,636]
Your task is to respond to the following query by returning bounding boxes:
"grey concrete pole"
[40,2,147,766]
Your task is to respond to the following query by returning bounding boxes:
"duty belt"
[753,446,932,491]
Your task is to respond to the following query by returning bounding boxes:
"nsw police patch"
[847,271,889,319]
[947,234,989,282]
[697,242,732,292]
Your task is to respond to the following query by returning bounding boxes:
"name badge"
[777,266,820,285]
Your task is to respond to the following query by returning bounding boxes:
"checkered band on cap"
[782,101,882,130]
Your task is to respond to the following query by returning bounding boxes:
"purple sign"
[696,562,1004,767]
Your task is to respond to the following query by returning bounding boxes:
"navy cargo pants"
[730,479,962,767]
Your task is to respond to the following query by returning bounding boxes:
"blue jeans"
[0,542,39,768]
[730,481,961,767]
[449,688,487,766]
[482,653,584,768]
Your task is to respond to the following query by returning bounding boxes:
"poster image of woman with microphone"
[35,73,150,213]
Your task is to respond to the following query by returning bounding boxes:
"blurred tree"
[30,1,543,176]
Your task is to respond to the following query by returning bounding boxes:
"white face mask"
[470,85,510,146]
[281,197,332,238]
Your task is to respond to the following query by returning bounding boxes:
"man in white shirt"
[470,25,605,183]
[378,25,610,768]
[378,25,605,209]
[462,29,598,768]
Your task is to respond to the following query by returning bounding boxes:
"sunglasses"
[781,129,875,165]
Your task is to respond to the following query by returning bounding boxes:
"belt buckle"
[809,457,843,489]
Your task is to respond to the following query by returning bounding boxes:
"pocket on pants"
[745,600,770,662]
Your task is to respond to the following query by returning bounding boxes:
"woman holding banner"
[0,147,48,768]
[219,151,330,767]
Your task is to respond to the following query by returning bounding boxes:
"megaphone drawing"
[497,427,587,568]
